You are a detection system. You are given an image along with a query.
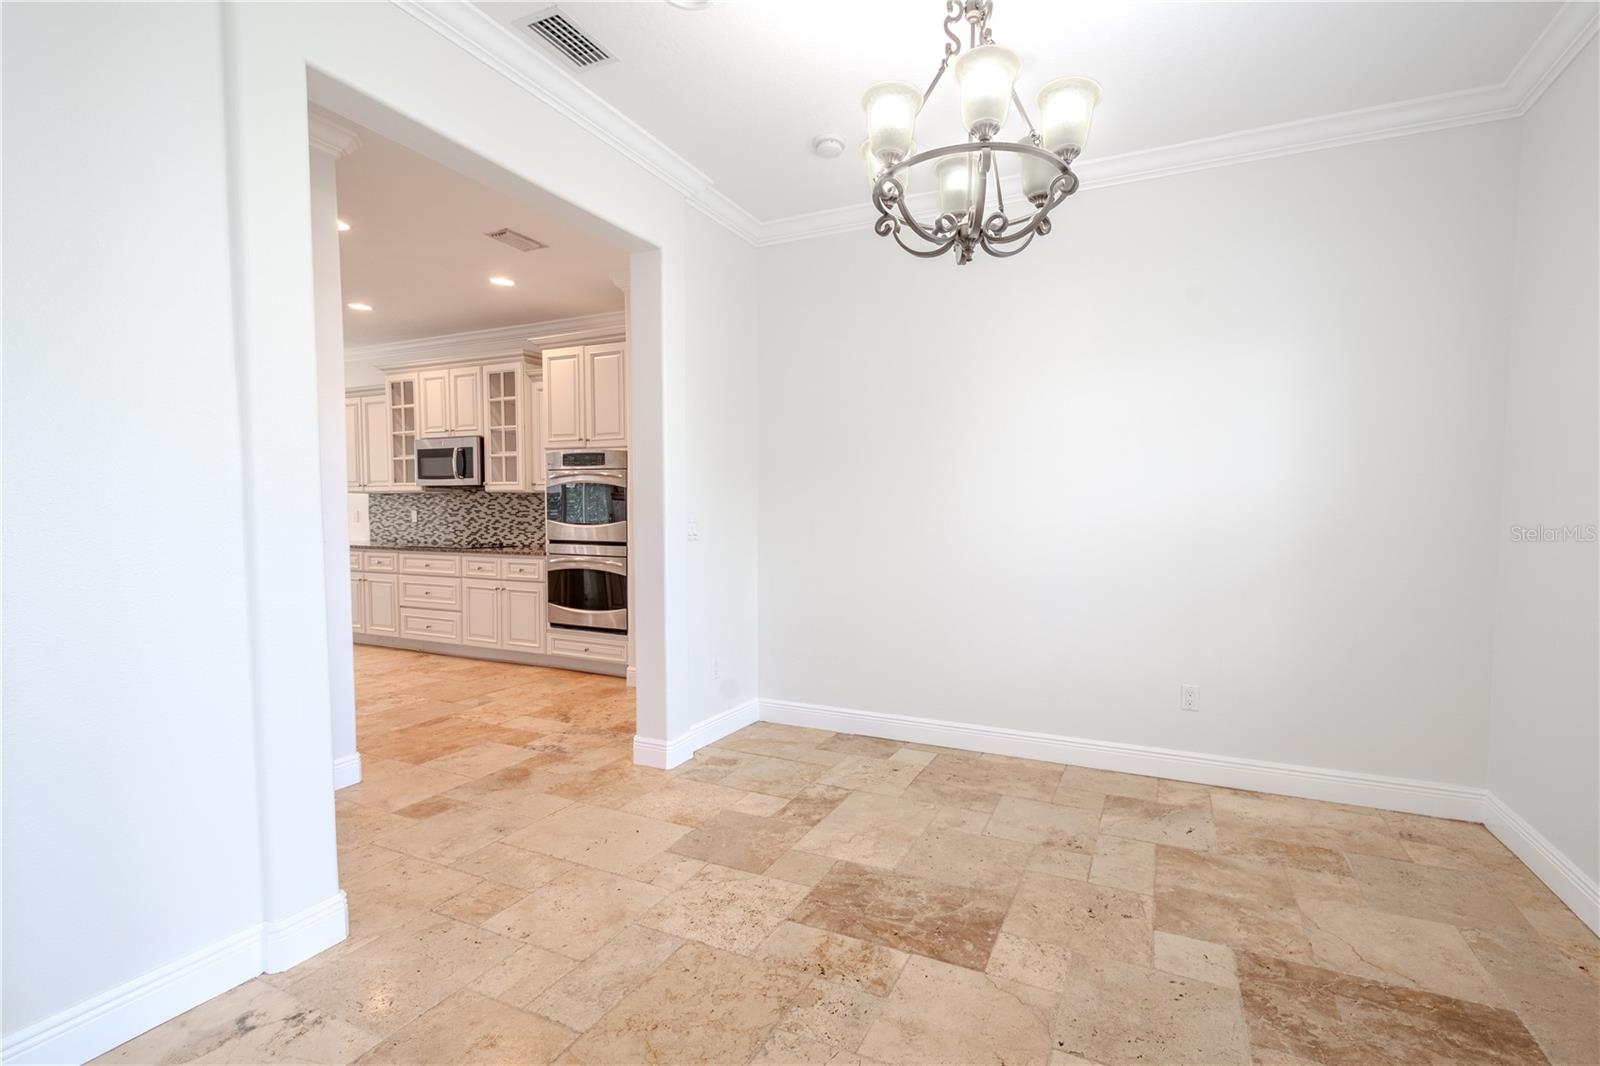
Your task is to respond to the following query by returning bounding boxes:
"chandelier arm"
[921,58,950,105]
[1011,88,1037,138]
[978,227,1038,258]
[876,212,960,259]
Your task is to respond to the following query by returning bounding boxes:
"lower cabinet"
[352,573,398,637]
[463,577,546,653]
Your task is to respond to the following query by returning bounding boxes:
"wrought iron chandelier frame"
[869,0,1083,265]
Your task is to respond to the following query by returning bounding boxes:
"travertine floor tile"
[636,863,811,953]
[480,865,667,960]
[563,942,808,1065]
[856,954,1055,1065]
[355,989,577,1065]
[530,925,684,1032]
[796,791,938,868]
[112,647,1599,1066]
[795,861,1011,970]
[1052,956,1251,1066]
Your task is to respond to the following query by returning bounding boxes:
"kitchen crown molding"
[345,311,626,368]
[392,0,1597,248]
[307,107,363,159]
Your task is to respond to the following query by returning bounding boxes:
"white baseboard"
[262,892,349,973]
[634,699,760,770]
[1483,792,1600,934]
[758,698,1485,821]
[1,893,349,1065]
[331,752,362,790]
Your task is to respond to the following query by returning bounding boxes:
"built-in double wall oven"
[545,450,628,634]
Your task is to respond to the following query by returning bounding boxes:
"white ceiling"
[334,121,627,346]
[472,0,1565,222]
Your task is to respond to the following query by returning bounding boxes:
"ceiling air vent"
[485,228,547,252]
[521,8,613,70]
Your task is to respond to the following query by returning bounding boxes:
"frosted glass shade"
[952,45,1020,138]
[862,81,923,163]
[1018,141,1057,205]
[863,139,913,191]
[937,156,972,219]
[1038,77,1101,159]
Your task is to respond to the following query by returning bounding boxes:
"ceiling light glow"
[347,302,373,312]
[336,219,351,232]
[489,276,516,287]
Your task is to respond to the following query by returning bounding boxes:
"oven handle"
[547,556,627,574]
[548,470,626,487]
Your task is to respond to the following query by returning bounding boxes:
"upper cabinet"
[345,389,399,492]
[387,374,419,487]
[482,360,544,493]
[542,343,627,450]
[418,366,483,438]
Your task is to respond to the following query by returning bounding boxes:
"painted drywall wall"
[1,0,265,1037]
[759,121,1517,788]
[311,143,361,787]
[683,209,763,723]
[1487,40,1599,884]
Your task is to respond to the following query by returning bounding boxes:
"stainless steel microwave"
[415,436,483,488]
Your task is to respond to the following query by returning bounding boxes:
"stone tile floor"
[99,646,1599,1064]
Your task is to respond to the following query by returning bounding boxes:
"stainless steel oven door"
[546,553,628,632]
[545,469,627,543]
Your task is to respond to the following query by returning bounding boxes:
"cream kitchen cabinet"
[482,361,544,492]
[350,572,399,637]
[417,366,484,438]
[462,576,546,653]
[541,343,627,449]
[344,389,397,491]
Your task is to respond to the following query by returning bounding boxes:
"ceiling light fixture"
[863,0,1101,265]
[488,276,516,287]
[346,302,373,312]
[811,135,844,159]
[336,219,351,232]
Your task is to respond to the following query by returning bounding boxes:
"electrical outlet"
[409,507,418,524]
[1180,685,1200,712]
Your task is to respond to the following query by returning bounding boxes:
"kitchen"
[335,117,637,693]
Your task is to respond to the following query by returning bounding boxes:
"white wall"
[1,0,265,1038]
[759,121,1518,788]
[683,209,762,722]
[1486,40,1599,884]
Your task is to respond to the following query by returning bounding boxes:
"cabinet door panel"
[345,398,363,489]
[461,579,502,648]
[364,575,399,636]
[417,368,451,438]
[502,581,546,652]
[449,366,482,434]
[584,344,627,446]
[542,348,585,446]
[351,577,365,633]
[359,394,393,491]
[482,364,524,491]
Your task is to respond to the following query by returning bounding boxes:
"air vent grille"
[523,9,612,69]
[485,228,547,252]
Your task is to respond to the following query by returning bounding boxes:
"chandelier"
[862,0,1101,265]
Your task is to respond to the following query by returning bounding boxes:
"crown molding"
[345,311,626,366]
[390,1,760,244]
[392,0,1596,249]
[307,107,363,159]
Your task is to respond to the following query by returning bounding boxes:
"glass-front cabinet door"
[387,373,417,486]
[484,363,522,491]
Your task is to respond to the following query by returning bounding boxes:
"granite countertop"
[354,543,545,556]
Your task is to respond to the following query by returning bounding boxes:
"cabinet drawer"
[503,557,545,581]
[462,556,501,578]
[399,607,461,644]
[398,576,461,610]
[349,550,364,571]
[547,629,628,663]
[364,552,398,573]
[400,553,461,576]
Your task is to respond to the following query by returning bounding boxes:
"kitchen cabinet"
[462,576,546,653]
[344,389,399,491]
[354,573,398,637]
[541,343,627,449]
[483,361,544,492]
[418,366,484,438]
[387,374,419,487]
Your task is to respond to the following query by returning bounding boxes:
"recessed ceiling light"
[336,219,351,232]
[812,135,845,158]
[347,302,372,312]
[489,276,516,287]
[665,0,710,9]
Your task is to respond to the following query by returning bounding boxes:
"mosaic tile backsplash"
[367,489,544,549]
